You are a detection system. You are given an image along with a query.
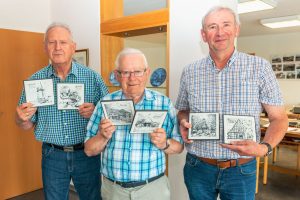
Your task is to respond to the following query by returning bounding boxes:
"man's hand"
[84,119,115,156]
[15,102,36,130]
[16,102,37,122]
[220,140,268,157]
[150,128,167,149]
[98,119,115,140]
[179,119,193,144]
[79,103,95,118]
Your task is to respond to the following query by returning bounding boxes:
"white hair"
[114,48,148,69]
[202,6,240,29]
[44,22,73,42]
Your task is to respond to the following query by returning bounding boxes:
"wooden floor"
[8,147,300,200]
[7,190,78,200]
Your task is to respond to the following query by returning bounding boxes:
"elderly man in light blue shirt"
[85,48,183,200]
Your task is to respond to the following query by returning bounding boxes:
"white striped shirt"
[175,50,283,159]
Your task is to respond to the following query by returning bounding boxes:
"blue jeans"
[184,153,256,200]
[42,143,101,200]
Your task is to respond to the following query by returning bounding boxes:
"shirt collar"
[207,49,238,70]
[46,61,79,78]
[143,88,156,101]
[121,88,156,104]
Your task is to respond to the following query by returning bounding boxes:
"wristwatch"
[260,142,273,156]
[162,139,170,151]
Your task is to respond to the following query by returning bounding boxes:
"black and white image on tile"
[188,113,219,140]
[24,79,54,107]
[223,115,256,144]
[57,83,84,110]
[101,99,135,125]
[130,110,167,133]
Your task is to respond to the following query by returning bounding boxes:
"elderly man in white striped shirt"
[176,6,288,200]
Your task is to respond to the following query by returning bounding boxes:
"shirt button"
[65,135,69,139]
[64,123,68,126]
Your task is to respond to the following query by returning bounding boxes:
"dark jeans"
[184,153,256,200]
[42,143,101,200]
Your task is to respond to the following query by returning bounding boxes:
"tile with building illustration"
[188,112,220,140]
[130,110,167,133]
[101,99,135,125]
[223,115,256,144]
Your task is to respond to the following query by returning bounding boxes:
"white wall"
[238,32,300,106]
[50,0,101,73]
[169,1,209,199]
[169,1,237,199]
[0,0,50,32]
[0,0,101,73]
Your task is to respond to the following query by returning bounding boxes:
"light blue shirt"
[85,89,183,182]
[18,62,108,145]
[175,50,283,159]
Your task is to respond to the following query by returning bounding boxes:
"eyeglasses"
[117,69,146,78]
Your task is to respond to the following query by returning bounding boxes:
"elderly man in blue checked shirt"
[15,22,108,200]
[84,48,183,200]
[176,6,288,200]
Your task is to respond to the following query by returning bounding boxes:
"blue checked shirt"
[175,50,283,159]
[18,62,108,145]
[85,89,183,182]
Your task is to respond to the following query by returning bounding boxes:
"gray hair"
[44,22,74,42]
[202,6,240,29]
[114,48,148,69]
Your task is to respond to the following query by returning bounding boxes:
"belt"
[45,142,84,152]
[106,173,165,188]
[197,156,254,169]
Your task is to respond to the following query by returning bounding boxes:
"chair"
[255,156,269,194]
[272,141,300,171]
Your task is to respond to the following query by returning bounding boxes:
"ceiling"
[239,0,300,37]
[123,0,300,38]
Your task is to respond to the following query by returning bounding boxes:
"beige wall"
[125,33,167,95]
[238,32,300,107]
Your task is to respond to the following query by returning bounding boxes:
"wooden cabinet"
[100,0,169,94]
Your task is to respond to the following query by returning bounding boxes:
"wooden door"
[0,29,48,199]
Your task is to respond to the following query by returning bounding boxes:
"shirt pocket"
[189,88,212,112]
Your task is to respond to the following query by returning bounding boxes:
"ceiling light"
[238,0,277,14]
[261,15,300,28]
